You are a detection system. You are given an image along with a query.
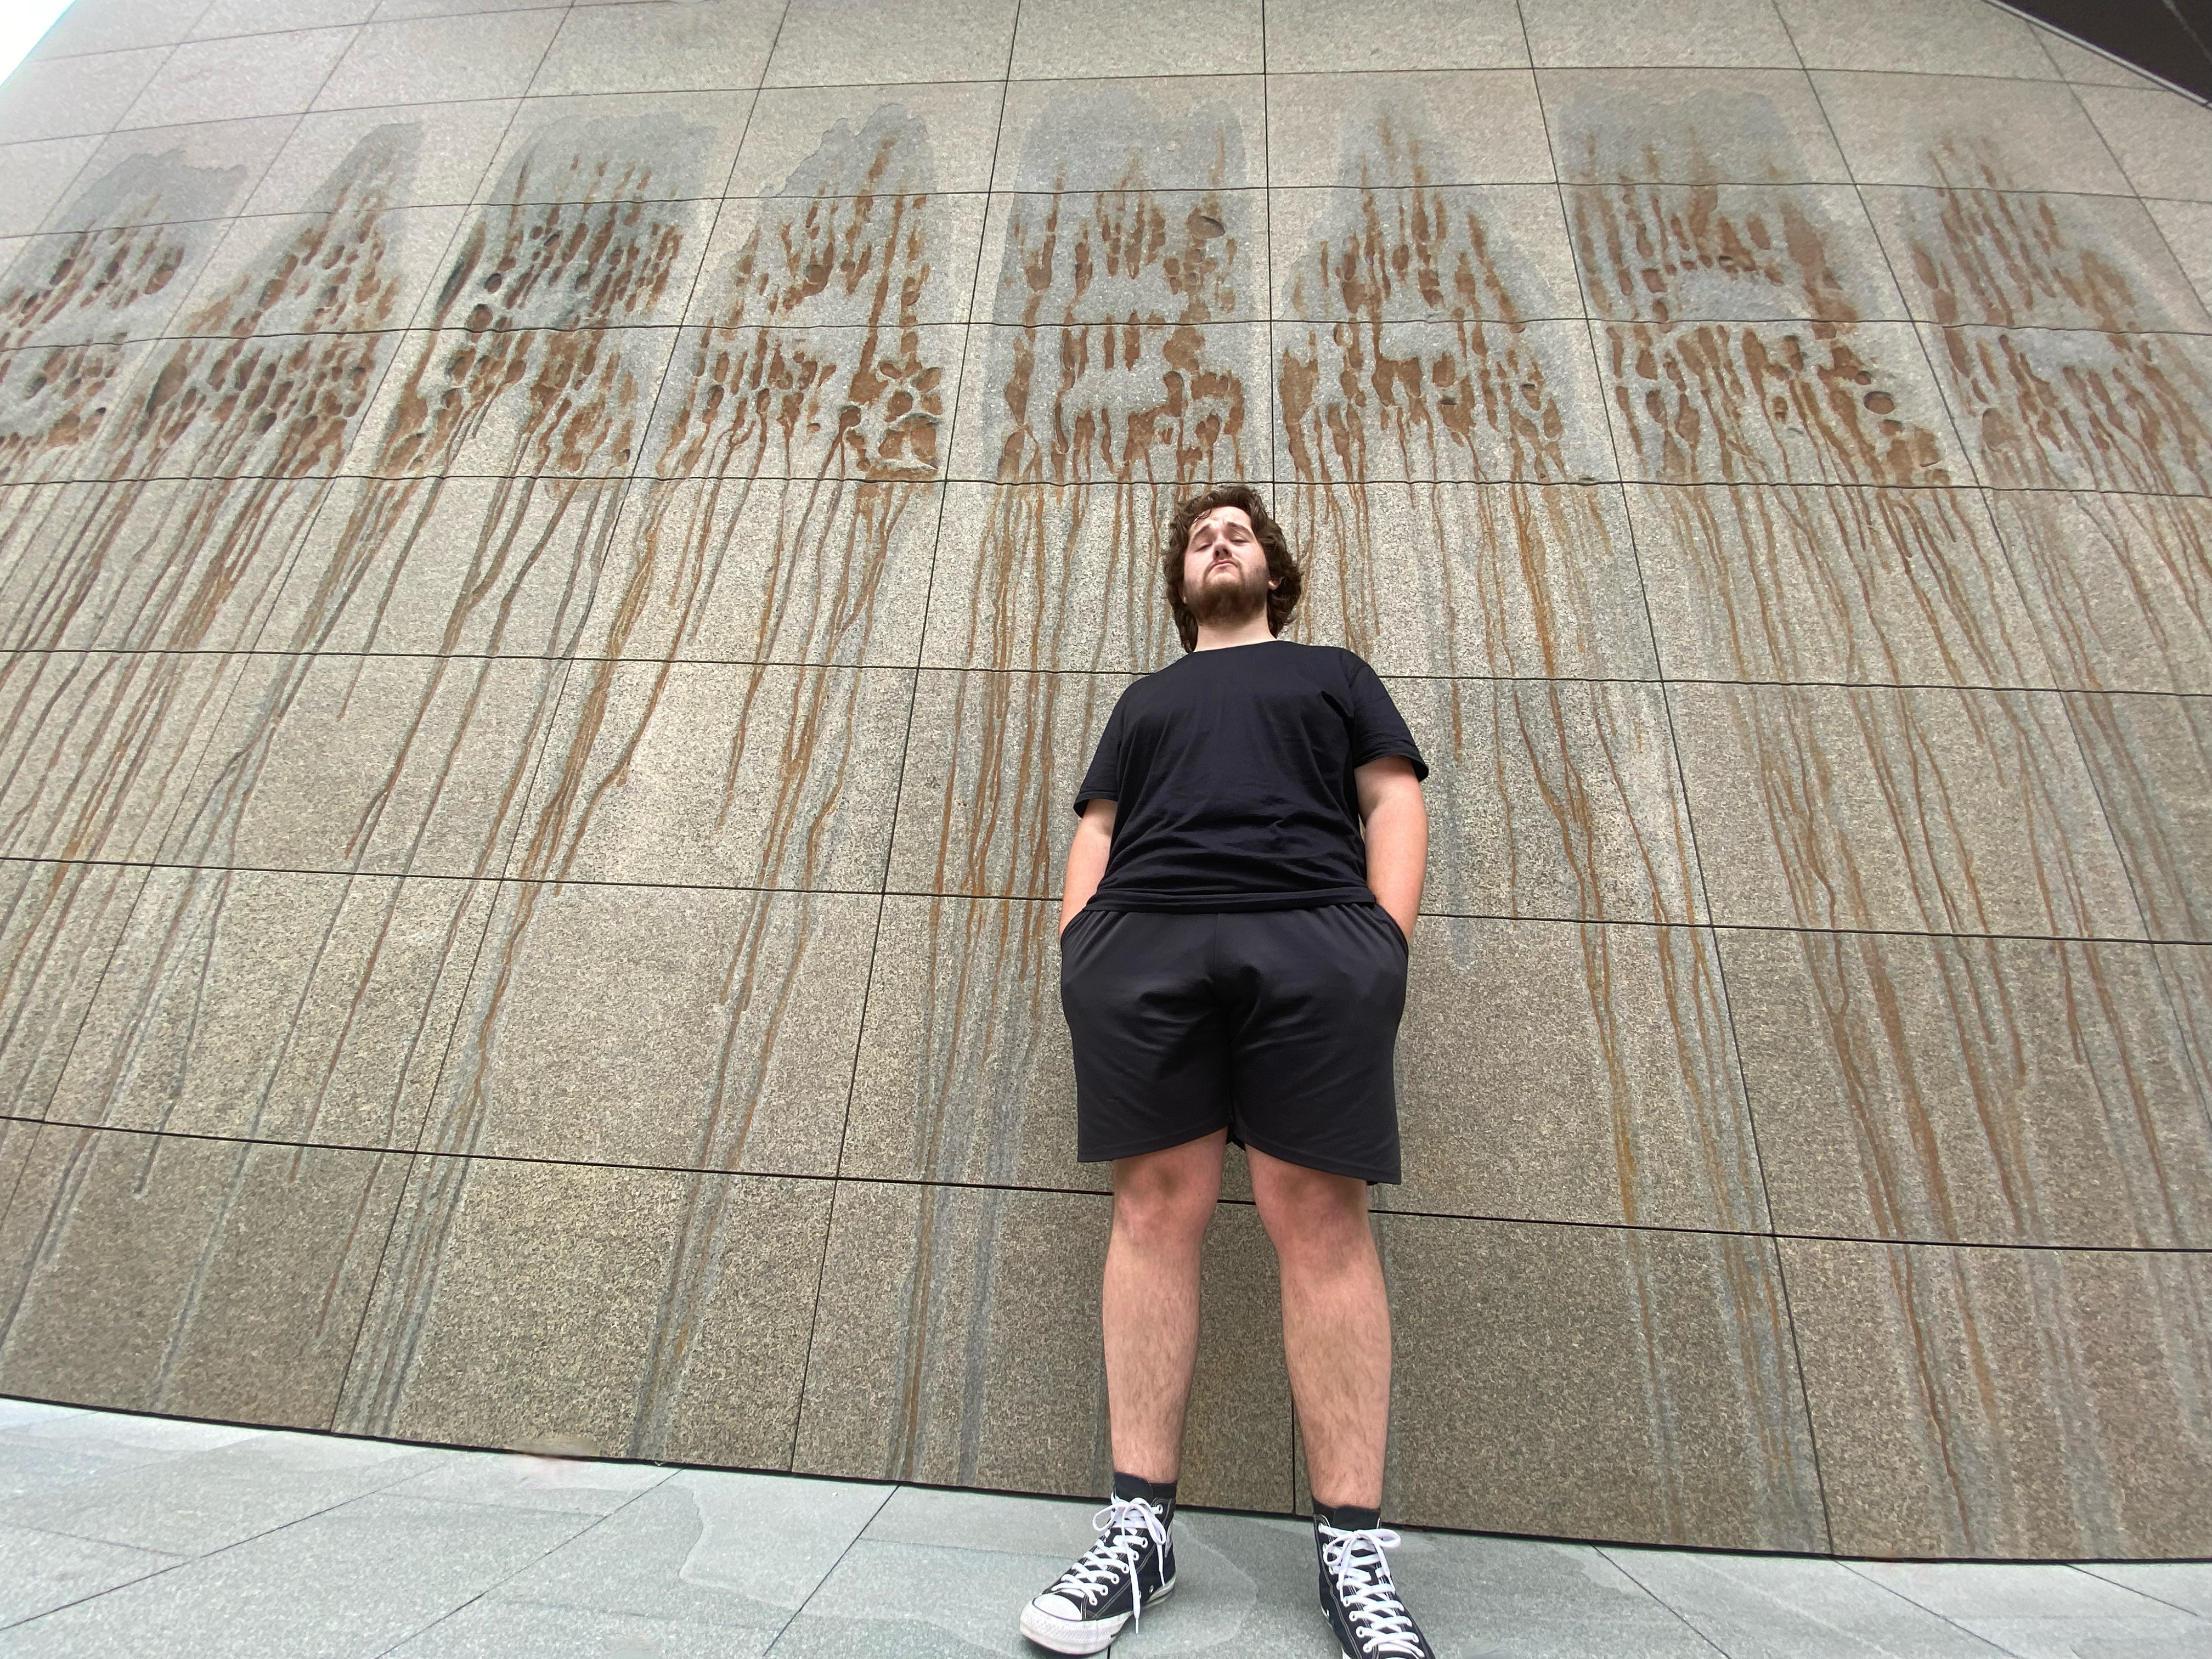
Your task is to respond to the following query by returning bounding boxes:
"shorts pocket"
[1367,902,1410,957]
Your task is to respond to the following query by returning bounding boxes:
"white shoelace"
[1318,1523,1425,1657]
[1046,1496,1170,1634]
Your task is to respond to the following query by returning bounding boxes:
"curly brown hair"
[1161,484,1301,652]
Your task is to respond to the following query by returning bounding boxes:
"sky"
[1,1,76,88]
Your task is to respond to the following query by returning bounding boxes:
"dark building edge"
[2007,0,2212,103]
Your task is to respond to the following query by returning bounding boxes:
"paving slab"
[0,1521,177,1628]
[1602,1547,2007,1657]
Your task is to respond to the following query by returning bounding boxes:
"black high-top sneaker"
[1316,1505,1435,1659]
[1019,1489,1176,1654]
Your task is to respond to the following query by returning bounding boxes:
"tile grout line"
[1588,1544,1734,1656]
[364,1463,682,1658]
[760,1481,904,1652]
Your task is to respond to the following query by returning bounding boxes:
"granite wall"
[0,0,2208,1561]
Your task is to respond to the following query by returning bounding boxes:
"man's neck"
[1192,614,1277,651]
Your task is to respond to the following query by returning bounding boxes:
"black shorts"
[1058,904,1409,1184]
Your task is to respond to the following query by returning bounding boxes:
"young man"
[1020,484,1433,1658]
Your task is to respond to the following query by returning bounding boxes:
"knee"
[1111,1172,1217,1252]
[1253,1166,1372,1263]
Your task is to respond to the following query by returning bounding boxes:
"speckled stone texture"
[0,0,2206,1560]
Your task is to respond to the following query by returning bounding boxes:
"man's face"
[1182,506,1273,628]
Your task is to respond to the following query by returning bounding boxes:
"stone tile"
[313,9,567,109]
[192,0,382,34]
[532,2,783,97]
[387,1601,775,1658]
[0,1520,177,1626]
[1600,318,1966,488]
[1893,1613,2212,1659]
[862,1484,1099,1558]
[338,1160,832,1471]
[586,478,939,667]
[1785,1239,2212,1558]
[159,652,567,879]
[1921,323,2212,498]
[260,472,630,658]
[0,860,151,1124]
[166,204,468,340]
[692,165,984,332]
[1860,184,2212,332]
[1727,929,2212,1246]
[1602,1547,2007,1657]
[981,187,1262,326]
[1392,919,1766,1231]
[1298,481,1658,675]
[997,75,1265,194]
[2078,84,2212,204]
[0,1436,170,1504]
[1779,0,2057,78]
[31,0,204,59]
[765,1537,1087,1657]
[950,319,1267,484]
[1400,679,1705,923]
[1524,0,1798,70]
[2149,198,2212,313]
[472,91,752,208]
[2034,27,2164,89]
[374,0,563,16]
[1814,71,2134,195]
[340,324,683,478]
[2076,1561,2212,1617]
[0,1424,438,1556]
[918,484,1189,672]
[514,660,909,888]
[430,882,873,1174]
[484,1468,890,1629]
[0,49,169,146]
[1011,0,1261,79]
[1272,182,1578,323]
[1541,67,1852,185]
[243,100,520,215]
[1401,1531,1729,1658]
[0,136,105,237]
[1565,179,1908,323]
[2159,941,2212,1128]
[46,868,493,1150]
[795,1182,1295,1514]
[842,895,1096,1190]
[121,29,359,130]
[1854,1558,2188,1618]
[1633,483,2047,687]
[1987,490,2212,695]
[0,1490,588,1658]
[1381,1215,1826,1550]
[0,1128,410,1431]
[733,82,1006,198]
[766,0,1019,88]
[887,668,1125,901]
[2066,690,2212,941]
[2,1412,257,1454]
[1268,70,1552,188]
[0,1400,86,1432]
[1263,0,1527,73]
[0,650,239,866]
[639,320,960,484]
[380,1444,671,1515]
[1669,683,2142,937]
[1275,318,1617,484]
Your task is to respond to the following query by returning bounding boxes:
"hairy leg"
[1102,1130,1228,1483]
[1249,1147,1391,1509]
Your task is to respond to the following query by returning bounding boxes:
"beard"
[1185,557,1270,631]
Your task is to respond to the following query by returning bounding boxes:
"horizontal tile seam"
[8,1110,2211,1255]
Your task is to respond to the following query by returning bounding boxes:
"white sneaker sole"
[1019,1578,1176,1654]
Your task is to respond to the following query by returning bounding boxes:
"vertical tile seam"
[1536,0,1840,1550]
[791,0,1022,1472]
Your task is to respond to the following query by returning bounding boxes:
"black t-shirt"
[1071,639,1429,912]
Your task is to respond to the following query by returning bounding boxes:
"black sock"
[1111,1470,1176,1526]
[1314,1499,1381,1533]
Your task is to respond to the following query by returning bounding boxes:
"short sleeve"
[1072,697,1125,814]
[1345,652,1429,782]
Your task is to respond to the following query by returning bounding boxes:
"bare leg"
[1249,1147,1391,1509]
[1102,1130,1227,1483]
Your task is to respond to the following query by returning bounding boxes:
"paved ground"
[2,1398,2208,1657]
